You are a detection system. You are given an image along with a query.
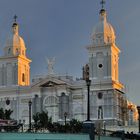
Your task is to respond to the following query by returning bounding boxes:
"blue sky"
[0,0,139,105]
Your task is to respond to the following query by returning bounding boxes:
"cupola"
[92,8,116,46]
[4,15,26,56]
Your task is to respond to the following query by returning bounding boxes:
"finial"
[100,0,105,9]
[12,15,19,34]
[14,15,17,23]
[99,0,106,15]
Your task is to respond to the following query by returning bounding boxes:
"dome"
[92,9,116,46]
[4,22,26,56]
[6,34,25,48]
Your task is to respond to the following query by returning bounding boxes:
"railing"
[95,128,140,140]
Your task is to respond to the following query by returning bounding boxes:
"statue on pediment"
[46,57,55,75]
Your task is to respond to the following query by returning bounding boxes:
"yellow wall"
[17,56,31,86]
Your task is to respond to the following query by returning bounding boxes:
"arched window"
[43,96,58,122]
[22,73,25,82]
[44,96,58,106]
[22,50,24,55]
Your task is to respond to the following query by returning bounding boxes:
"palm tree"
[0,108,13,120]
[5,109,13,120]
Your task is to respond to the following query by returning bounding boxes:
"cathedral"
[0,3,136,127]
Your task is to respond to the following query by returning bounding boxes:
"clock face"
[98,92,103,99]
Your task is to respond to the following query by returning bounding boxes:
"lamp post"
[19,120,22,132]
[86,79,91,121]
[22,120,25,132]
[64,112,67,132]
[84,64,91,121]
[28,100,32,132]
[103,121,106,135]
[83,64,95,140]
[137,106,140,133]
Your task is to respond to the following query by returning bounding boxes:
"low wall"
[95,136,121,140]
[0,132,90,140]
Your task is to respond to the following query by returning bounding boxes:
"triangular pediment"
[41,80,64,87]
[32,76,69,87]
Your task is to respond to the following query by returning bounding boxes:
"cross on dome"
[14,15,17,23]
[12,15,19,35]
[100,0,105,9]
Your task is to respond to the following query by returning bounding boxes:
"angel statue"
[45,57,55,75]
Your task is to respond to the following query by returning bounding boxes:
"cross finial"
[100,0,105,9]
[14,15,17,23]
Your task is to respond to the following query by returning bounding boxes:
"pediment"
[32,76,68,87]
[41,80,64,87]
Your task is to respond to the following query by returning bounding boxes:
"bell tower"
[84,1,127,127]
[87,3,123,90]
[0,16,31,86]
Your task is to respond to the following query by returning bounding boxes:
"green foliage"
[5,109,13,120]
[39,111,51,129]
[69,119,83,133]
[33,111,52,131]
[0,108,13,120]
[0,108,5,119]
[33,112,83,133]
[33,112,40,131]
[48,119,83,133]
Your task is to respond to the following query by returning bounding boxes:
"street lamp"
[19,120,25,132]
[19,120,22,132]
[84,64,91,121]
[64,112,67,125]
[64,112,67,132]
[86,79,91,121]
[22,120,25,132]
[103,121,106,135]
[82,64,95,140]
[28,100,32,132]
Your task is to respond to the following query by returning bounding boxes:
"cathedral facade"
[0,6,130,127]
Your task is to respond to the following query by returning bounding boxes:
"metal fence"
[95,128,140,140]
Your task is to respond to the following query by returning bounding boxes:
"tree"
[39,111,52,130]
[47,119,83,133]
[33,112,40,131]
[33,112,83,133]
[69,119,83,133]
[33,111,52,131]
[0,108,5,119]
[0,108,13,120]
[5,109,13,120]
